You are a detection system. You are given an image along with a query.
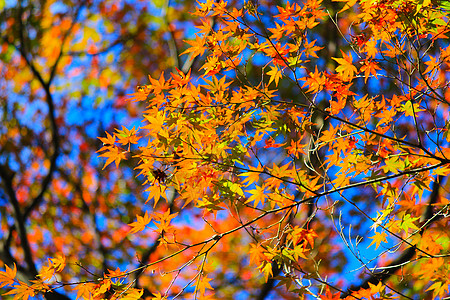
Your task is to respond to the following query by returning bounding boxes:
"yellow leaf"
[259,261,273,282]
[128,212,152,234]
[0,263,16,288]
[267,65,283,87]
[367,231,387,250]
[4,281,36,300]
[333,0,358,12]
[332,50,357,81]
[246,185,267,207]
[239,164,264,186]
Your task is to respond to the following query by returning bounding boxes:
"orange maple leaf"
[4,281,36,300]
[267,65,283,87]
[73,283,95,300]
[367,231,388,250]
[0,263,17,288]
[320,287,341,300]
[97,131,116,152]
[332,50,357,81]
[148,71,170,94]
[239,164,264,186]
[51,254,66,272]
[98,146,127,170]
[115,126,141,146]
[128,212,152,234]
[181,34,208,60]
[360,60,381,83]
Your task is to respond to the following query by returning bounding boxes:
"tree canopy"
[1,0,450,299]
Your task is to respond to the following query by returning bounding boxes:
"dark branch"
[342,177,444,297]
[0,164,37,275]
[9,6,62,221]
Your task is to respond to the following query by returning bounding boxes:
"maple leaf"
[258,261,273,282]
[320,287,341,300]
[360,60,381,83]
[246,185,267,207]
[97,131,116,152]
[239,164,264,186]
[181,34,207,60]
[98,146,127,170]
[268,22,286,41]
[363,39,378,59]
[145,184,168,207]
[115,126,141,146]
[73,283,94,300]
[249,243,266,266]
[106,267,127,279]
[148,72,170,94]
[423,55,439,74]
[426,281,450,298]
[367,231,388,250]
[400,100,425,117]
[142,111,165,135]
[4,281,36,300]
[51,255,66,272]
[399,213,420,232]
[382,157,404,174]
[151,292,167,300]
[267,65,283,87]
[153,209,178,234]
[302,66,326,93]
[0,263,17,288]
[121,288,144,300]
[128,212,152,234]
[127,85,151,102]
[38,263,55,282]
[196,276,213,296]
[264,136,284,148]
[333,0,357,13]
[304,39,322,58]
[332,50,357,81]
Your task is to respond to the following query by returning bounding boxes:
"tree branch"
[7,6,62,220]
[342,177,444,297]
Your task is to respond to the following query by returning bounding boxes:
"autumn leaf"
[106,267,127,279]
[4,281,36,300]
[151,292,167,300]
[249,243,266,266]
[367,231,388,250]
[426,281,450,299]
[37,263,55,282]
[4,0,450,298]
[115,126,141,146]
[320,287,341,300]
[401,100,425,117]
[267,65,283,87]
[332,50,357,81]
[196,276,213,296]
[98,146,127,170]
[258,261,273,282]
[399,213,420,232]
[128,212,152,234]
[148,72,170,94]
[239,164,264,186]
[51,255,66,272]
[73,283,94,300]
[181,34,208,60]
[121,288,144,300]
[333,0,357,13]
[0,263,17,288]
[97,131,116,152]
[360,60,381,83]
[246,185,267,207]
